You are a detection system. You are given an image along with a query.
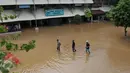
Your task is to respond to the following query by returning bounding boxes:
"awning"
[17,0,33,5]
[84,0,94,4]
[73,0,84,4]
[17,10,35,21]
[60,0,73,4]
[91,10,105,15]
[72,7,84,16]
[99,6,111,12]
[48,0,60,4]
[91,8,100,10]
[0,0,16,5]
[0,10,18,23]
[34,0,48,4]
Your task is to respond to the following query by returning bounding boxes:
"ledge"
[0,31,22,36]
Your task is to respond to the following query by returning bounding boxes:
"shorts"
[86,48,90,52]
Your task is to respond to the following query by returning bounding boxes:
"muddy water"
[11,22,130,73]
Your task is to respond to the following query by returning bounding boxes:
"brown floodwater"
[8,22,130,73]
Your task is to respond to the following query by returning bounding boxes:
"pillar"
[98,16,100,23]
[18,23,21,29]
[30,20,32,27]
[91,16,93,23]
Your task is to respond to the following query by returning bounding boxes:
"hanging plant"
[4,14,8,20]
[9,15,15,19]
[4,16,8,20]
[14,15,17,18]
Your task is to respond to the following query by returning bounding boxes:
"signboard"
[19,5,30,8]
[45,9,64,16]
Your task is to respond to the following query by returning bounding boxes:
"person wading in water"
[86,40,90,54]
[57,39,61,51]
[72,40,76,52]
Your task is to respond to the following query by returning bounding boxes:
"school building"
[0,0,118,31]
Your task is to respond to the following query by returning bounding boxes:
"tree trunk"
[124,26,127,36]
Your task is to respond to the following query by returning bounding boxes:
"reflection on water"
[10,22,130,73]
[72,52,76,60]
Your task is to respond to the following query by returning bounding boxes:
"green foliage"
[9,15,15,19]
[107,0,130,36]
[0,51,6,60]
[21,40,36,52]
[0,37,36,52]
[0,67,9,73]
[84,8,92,18]
[0,25,7,33]
[110,0,119,6]
[0,60,14,73]
[0,6,3,13]
[0,6,17,22]
[4,14,8,20]
[0,6,4,22]
[0,34,36,73]
[73,14,82,24]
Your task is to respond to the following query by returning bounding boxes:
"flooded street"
[11,22,130,73]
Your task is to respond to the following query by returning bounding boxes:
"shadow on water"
[85,53,89,63]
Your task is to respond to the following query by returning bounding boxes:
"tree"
[0,34,36,73]
[109,0,119,6]
[0,6,4,22]
[107,0,130,36]
[84,8,92,21]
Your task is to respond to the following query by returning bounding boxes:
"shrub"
[0,25,7,33]
[73,14,82,24]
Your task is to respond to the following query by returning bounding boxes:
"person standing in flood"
[86,40,90,54]
[72,40,76,52]
[57,39,61,51]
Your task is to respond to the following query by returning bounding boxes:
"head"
[57,39,59,42]
[86,40,89,43]
[72,40,74,42]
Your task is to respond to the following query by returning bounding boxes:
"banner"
[45,9,64,16]
[19,5,30,8]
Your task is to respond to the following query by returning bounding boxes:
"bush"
[73,14,82,24]
[0,25,7,33]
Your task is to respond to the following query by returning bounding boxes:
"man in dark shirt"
[57,39,61,51]
[86,40,90,54]
[72,40,76,52]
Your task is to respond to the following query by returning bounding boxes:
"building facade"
[0,0,112,31]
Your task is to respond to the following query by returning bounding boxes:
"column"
[18,23,21,30]
[30,20,32,27]
[98,16,100,23]
[91,16,93,23]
